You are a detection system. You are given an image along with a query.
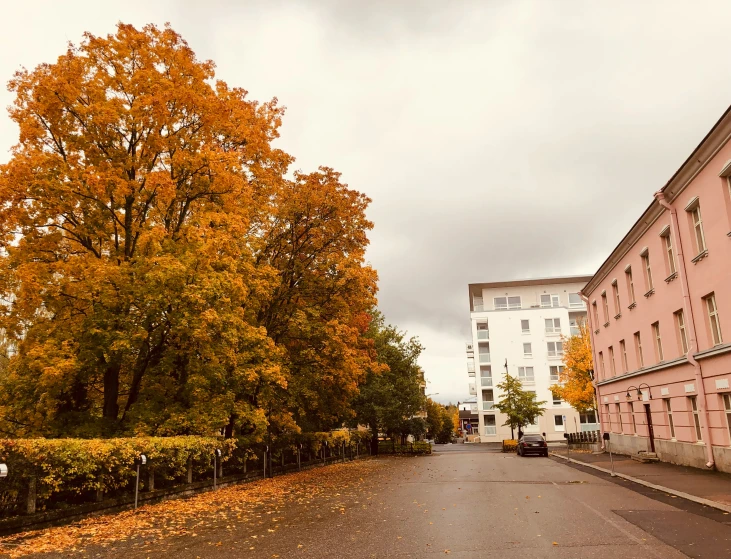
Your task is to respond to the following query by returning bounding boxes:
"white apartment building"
[467,276,598,442]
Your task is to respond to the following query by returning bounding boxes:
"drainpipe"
[580,293,605,449]
[655,191,714,469]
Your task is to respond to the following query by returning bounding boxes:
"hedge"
[0,430,373,518]
[377,441,431,455]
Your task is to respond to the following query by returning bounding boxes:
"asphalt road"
[19,447,731,558]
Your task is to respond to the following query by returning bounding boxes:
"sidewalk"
[551,449,731,512]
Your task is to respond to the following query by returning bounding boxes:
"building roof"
[468,275,593,309]
[581,104,731,297]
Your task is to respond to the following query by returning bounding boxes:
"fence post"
[243,457,247,474]
[148,467,155,492]
[297,445,301,471]
[187,455,193,484]
[26,475,37,514]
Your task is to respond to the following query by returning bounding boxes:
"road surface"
[9,446,731,558]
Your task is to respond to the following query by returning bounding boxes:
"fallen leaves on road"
[0,460,386,558]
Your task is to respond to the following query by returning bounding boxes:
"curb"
[549,452,731,514]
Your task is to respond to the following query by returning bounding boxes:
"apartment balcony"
[467,361,475,373]
[473,297,484,312]
[480,376,492,387]
[469,383,476,395]
[478,353,491,364]
[484,426,497,436]
[476,330,489,341]
[482,401,494,411]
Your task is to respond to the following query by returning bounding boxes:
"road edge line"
[549,452,731,514]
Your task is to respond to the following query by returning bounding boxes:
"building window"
[569,318,580,336]
[626,267,636,305]
[523,343,532,358]
[545,318,561,334]
[629,402,637,434]
[569,293,583,308]
[541,294,560,308]
[616,403,622,433]
[521,319,530,334]
[675,310,688,355]
[579,411,596,425]
[608,346,616,376]
[652,322,664,362]
[665,399,675,439]
[598,351,605,378]
[689,396,702,441]
[592,302,599,327]
[661,229,677,276]
[619,339,628,373]
[554,415,565,431]
[547,341,563,358]
[494,296,521,310]
[552,391,561,406]
[723,394,731,443]
[480,366,492,386]
[634,331,644,368]
[549,365,564,382]
[605,403,611,430]
[704,293,723,346]
[518,366,535,383]
[687,200,707,255]
[612,281,621,316]
[601,292,609,324]
[642,252,654,292]
[483,414,496,436]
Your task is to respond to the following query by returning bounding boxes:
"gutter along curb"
[549,452,731,514]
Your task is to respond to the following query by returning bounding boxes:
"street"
[6,446,731,558]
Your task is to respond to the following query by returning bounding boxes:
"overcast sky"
[2,1,731,404]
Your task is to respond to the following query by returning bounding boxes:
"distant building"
[467,276,596,441]
[582,106,731,471]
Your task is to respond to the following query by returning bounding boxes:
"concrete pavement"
[12,448,731,558]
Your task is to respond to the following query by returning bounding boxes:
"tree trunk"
[103,360,120,421]
[370,426,379,456]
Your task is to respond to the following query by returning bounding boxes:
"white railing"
[545,327,561,335]
[467,361,475,372]
[480,376,492,387]
[479,353,491,364]
[473,297,484,312]
[484,426,497,436]
[482,401,494,411]
[477,330,489,340]
[548,351,564,359]
[550,375,559,382]
[519,375,535,384]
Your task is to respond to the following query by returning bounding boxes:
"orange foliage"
[550,319,595,412]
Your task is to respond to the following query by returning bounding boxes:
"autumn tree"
[493,374,546,440]
[0,23,378,438]
[550,319,595,413]
[350,312,426,454]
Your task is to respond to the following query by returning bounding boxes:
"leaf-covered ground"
[0,458,389,558]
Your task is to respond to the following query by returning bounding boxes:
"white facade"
[467,277,597,442]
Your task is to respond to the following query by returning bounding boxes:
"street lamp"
[0,463,7,478]
[625,385,652,401]
[134,454,147,510]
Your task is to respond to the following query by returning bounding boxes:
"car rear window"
[523,435,543,441]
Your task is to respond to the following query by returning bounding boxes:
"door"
[644,404,655,453]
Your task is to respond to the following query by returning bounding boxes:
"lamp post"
[0,463,7,479]
[213,449,222,489]
[134,454,147,510]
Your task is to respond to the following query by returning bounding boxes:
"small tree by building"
[550,319,596,413]
[493,373,546,439]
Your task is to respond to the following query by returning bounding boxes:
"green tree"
[350,312,426,454]
[493,374,546,439]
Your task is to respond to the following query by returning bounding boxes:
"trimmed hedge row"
[0,431,372,518]
[377,441,431,455]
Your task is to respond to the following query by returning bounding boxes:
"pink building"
[582,106,731,471]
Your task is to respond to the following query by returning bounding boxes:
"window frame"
[544,317,561,335]
[521,319,530,334]
[612,280,621,317]
[616,403,623,433]
[705,293,723,346]
[549,365,564,382]
[547,341,563,359]
[634,331,644,368]
[642,251,654,292]
[518,366,535,383]
[723,393,731,444]
[608,345,616,376]
[652,321,664,362]
[661,228,677,276]
[523,342,532,358]
[568,293,583,308]
[626,267,636,305]
[601,292,609,324]
[629,401,637,434]
[665,398,675,439]
[554,414,565,431]
[619,339,628,373]
[690,396,702,441]
[598,351,605,377]
[675,309,689,355]
[690,203,707,254]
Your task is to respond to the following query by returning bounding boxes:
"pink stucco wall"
[584,128,731,455]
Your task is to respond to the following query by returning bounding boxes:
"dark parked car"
[517,434,548,457]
